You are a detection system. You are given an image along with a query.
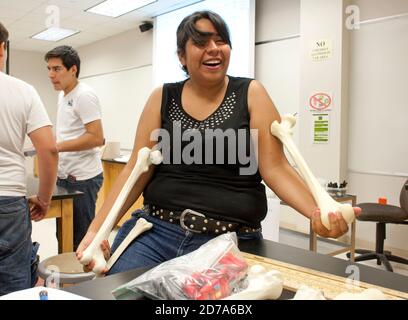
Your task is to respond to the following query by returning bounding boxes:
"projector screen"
[153,0,255,86]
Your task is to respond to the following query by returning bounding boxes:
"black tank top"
[143,76,267,228]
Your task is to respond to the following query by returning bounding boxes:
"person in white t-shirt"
[0,22,58,295]
[44,46,105,251]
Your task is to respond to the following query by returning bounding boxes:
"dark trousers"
[57,173,103,251]
[0,197,32,295]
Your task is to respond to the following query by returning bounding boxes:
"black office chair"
[347,180,408,272]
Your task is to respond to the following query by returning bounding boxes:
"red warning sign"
[309,93,332,111]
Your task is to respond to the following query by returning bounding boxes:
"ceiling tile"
[28,4,78,21]
[1,0,204,52]
[0,17,16,26]
[8,20,46,35]
[11,39,49,52]
[0,7,28,21]
[69,11,114,25]
[89,20,139,37]
[0,0,45,12]
[46,0,102,11]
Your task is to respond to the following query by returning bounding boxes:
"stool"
[345,180,408,272]
[38,252,95,287]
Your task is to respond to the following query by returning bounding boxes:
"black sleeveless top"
[143,76,267,228]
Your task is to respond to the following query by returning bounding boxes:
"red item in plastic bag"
[182,251,247,300]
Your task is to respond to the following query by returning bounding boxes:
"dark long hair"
[176,11,232,74]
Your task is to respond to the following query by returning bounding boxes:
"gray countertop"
[26,176,83,200]
[65,238,408,300]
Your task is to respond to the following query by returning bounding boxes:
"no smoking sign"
[309,93,332,111]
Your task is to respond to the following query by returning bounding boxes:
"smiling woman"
[177,16,231,92]
[153,0,255,85]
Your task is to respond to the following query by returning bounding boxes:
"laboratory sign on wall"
[312,114,330,144]
[310,39,332,62]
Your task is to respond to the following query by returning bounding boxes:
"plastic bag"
[112,232,248,300]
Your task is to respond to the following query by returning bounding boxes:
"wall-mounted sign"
[313,113,329,144]
[309,92,332,111]
[310,39,332,62]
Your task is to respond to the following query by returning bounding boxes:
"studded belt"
[143,205,260,235]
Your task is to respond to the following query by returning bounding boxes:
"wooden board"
[243,252,408,300]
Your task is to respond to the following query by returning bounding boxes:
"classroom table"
[27,177,83,253]
[65,238,408,300]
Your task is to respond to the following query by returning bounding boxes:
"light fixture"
[86,0,157,18]
[150,0,203,18]
[31,27,80,42]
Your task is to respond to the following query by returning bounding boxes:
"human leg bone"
[334,288,386,300]
[79,147,162,275]
[105,218,153,272]
[293,285,385,300]
[292,285,326,300]
[270,114,354,229]
[224,265,283,300]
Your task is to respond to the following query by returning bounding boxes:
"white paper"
[113,154,131,163]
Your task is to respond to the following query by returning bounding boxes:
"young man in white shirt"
[45,46,104,251]
[0,22,58,295]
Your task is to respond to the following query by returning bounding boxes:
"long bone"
[293,286,386,300]
[105,218,153,272]
[224,265,283,300]
[270,114,354,229]
[79,147,162,276]
[293,285,326,300]
[334,288,386,300]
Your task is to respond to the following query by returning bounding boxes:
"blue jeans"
[108,209,262,275]
[0,196,32,296]
[57,173,103,251]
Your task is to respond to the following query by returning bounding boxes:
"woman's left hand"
[311,207,361,238]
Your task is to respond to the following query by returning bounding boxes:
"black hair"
[176,11,232,74]
[0,22,9,50]
[44,45,81,77]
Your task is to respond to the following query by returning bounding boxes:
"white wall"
[256,0,300,41]
[78,28,153,78]
[9,49,58,123]
[353,0,408,20]
[78,28,154,149]
[347,0,408,254]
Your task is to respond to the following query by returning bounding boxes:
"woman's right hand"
[76,231,111,274]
